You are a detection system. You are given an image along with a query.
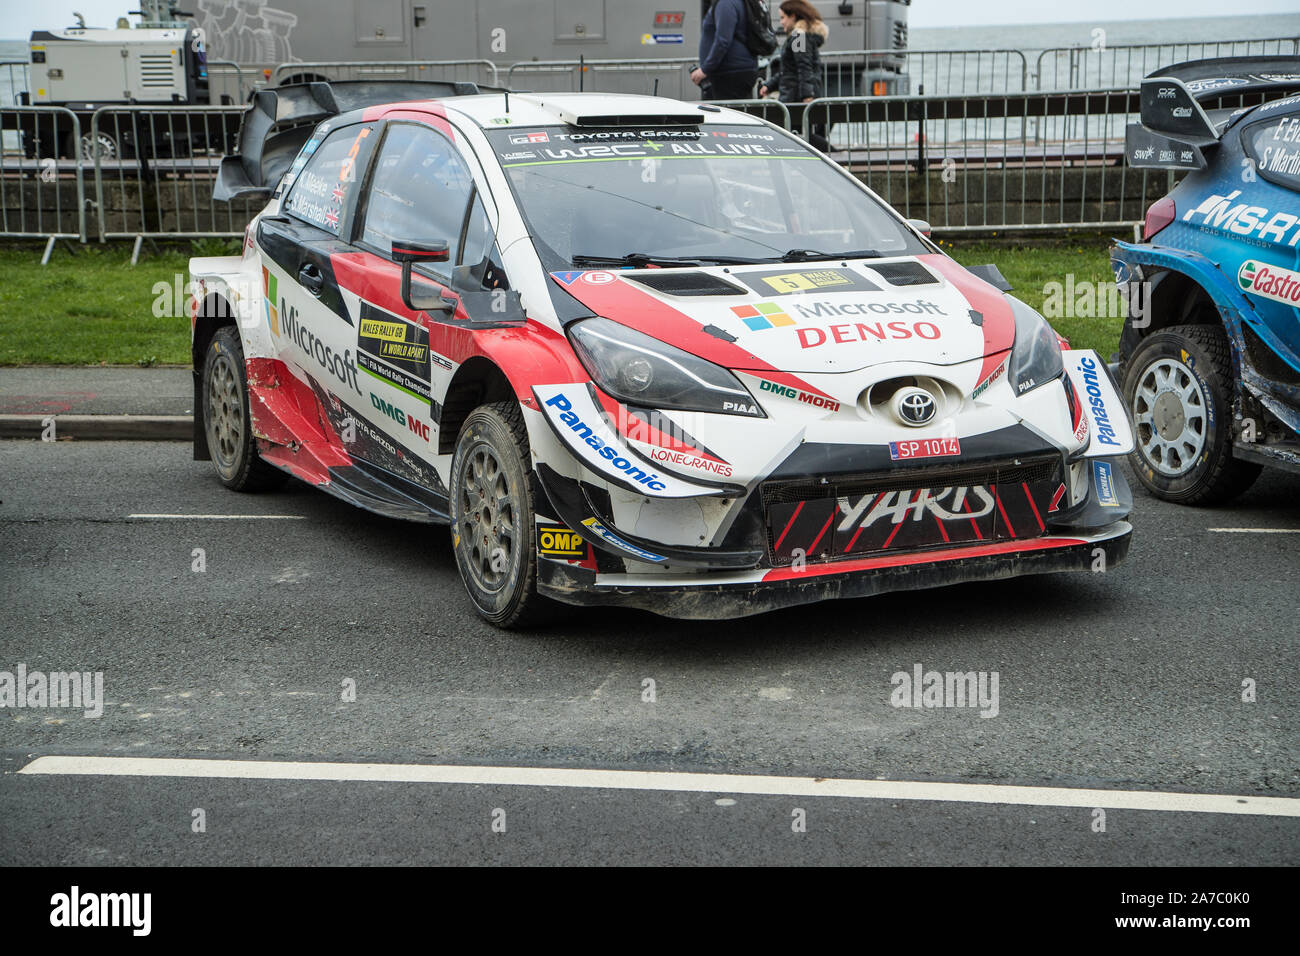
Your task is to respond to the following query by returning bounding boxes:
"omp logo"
[1237,259,1300,305]
[732,301,794,331]
[262,266,279,336]
[1077,355,1120,447]
[543,393,668,491]
[538,525,586,557]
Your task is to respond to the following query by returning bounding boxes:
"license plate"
[889,437,961,460]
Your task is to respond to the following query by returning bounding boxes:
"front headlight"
[568,318,765,417]
[1008,296,1064,395]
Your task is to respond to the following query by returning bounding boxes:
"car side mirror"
[966,263,1013,292]
[392,239,454,315]
[906,218,931,238]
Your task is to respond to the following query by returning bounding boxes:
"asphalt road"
[1,440,1296,865]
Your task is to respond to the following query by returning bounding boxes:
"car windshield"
[484,123,927,265]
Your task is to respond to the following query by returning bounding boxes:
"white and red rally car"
[191,81,1135,626]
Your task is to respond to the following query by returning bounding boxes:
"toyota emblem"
[894,387,937,426]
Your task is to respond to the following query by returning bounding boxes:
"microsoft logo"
[731,301,794,331]
[262,267,280,337]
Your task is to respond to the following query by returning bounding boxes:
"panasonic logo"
[544,393,668,491]
[1077,355,1120,447]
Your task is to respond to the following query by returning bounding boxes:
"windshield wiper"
[571,252,763,268]
[776,248,886,262]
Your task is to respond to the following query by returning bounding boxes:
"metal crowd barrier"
[708,99,793,129]
[1035,37,1300,91]
[89,105,259,257]
[205,59,249,105]
[800,89,1165,233]
[507,57,698,98]
[0,106,87,257]
[272,60,501,88]
[1,61,31,108]
[818,48,1029,96]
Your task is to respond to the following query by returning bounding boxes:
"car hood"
[548,253,1016,375]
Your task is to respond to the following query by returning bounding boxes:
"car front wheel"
[449,401,554,628]
[1122,324,1260,505]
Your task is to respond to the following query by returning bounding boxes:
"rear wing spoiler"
[1126,56,1300,170]
[214,79,489,201]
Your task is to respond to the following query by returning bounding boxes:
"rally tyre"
[1122,324,1260,505]
[450,402,555,628]
[202,326,286,492]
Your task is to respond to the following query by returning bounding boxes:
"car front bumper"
[536,521,1131,620]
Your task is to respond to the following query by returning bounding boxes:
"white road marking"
[1208,527,1300,534]
[17,756,1300,817]
[127,514,305,520]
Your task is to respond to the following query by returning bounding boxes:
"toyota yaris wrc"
[192,81,1135,626]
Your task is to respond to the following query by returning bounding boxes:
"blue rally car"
[1114,57,1300,504]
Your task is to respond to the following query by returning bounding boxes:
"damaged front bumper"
[537,522,1132,620]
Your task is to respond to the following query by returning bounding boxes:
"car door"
[257,120,377,417]
[346,120,491,463]
[1236,104,1300,369]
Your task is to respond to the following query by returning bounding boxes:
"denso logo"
[1076,355,1120,447]
[1181,190,1300,244]
[543,392,667,491]
[796,319,942,350]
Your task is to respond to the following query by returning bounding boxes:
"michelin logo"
[581,518,666,563]
[1077,355,1120,447]
[543,392,668,491]
[1093,460,1120,507]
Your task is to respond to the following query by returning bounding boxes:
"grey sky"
[3,1,1298,39]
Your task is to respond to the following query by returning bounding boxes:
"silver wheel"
[207,350,243,472]
[455,442,520,594]
[1132,357,1207,478]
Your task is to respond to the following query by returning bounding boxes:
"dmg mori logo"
[894,387,937,426]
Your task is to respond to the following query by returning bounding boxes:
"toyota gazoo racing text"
[1117,56,1300,503]
[191,81,1135,626]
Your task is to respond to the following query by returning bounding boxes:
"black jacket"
[766,19,828,102]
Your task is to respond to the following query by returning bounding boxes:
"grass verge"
[0,233,1124,366]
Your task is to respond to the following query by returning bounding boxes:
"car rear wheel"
[449,401,554,628]
[202,327,286,492]
[1122,324,1260,505]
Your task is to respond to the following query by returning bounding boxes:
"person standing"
[691,0,759,101]
[759,0,829,149]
